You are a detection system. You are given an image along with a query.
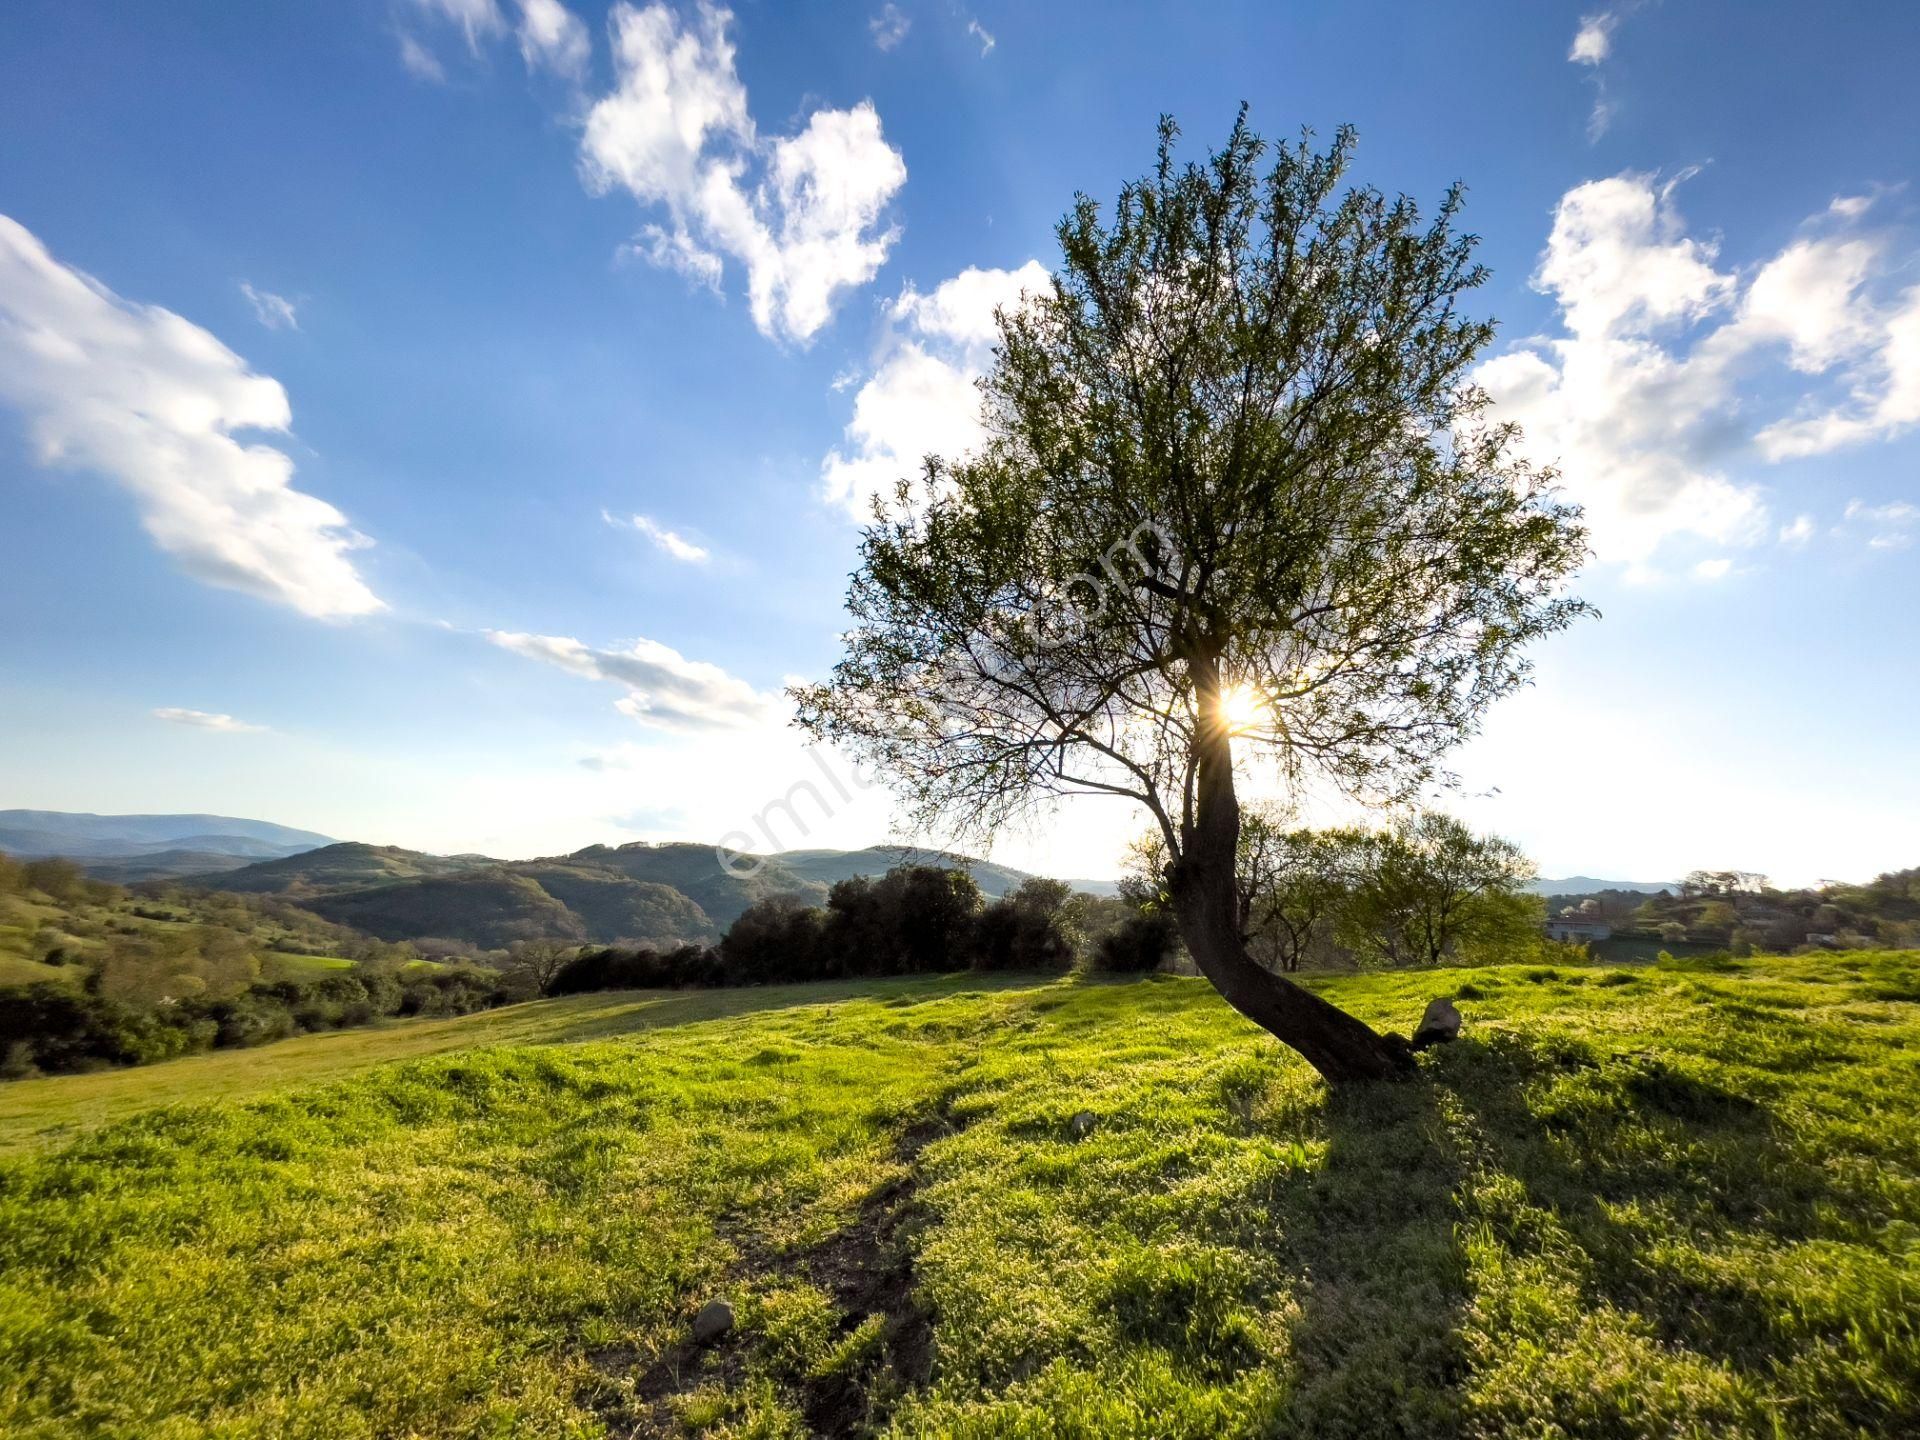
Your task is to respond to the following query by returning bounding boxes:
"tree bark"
[1171,660,1416,1084]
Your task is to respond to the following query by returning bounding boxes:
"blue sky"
[1,0,1917,885]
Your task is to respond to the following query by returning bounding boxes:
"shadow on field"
[1229,1029,1844,1435]
[1427,1031,1878,1416]
[1251,1070,1474,1434]
[544,971,1043,1046]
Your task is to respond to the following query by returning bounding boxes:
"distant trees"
[1120,810,1543,973]
[1339,814,1541,967]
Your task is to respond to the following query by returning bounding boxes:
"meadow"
[1,952,1916,1438]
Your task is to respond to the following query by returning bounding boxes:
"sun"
[1216,681,1268,735]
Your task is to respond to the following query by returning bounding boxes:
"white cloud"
[1778,514,1815,545]
[1754,284,1920,459]
[239,281,298,331]
[1841,498,1919,551]
[966,18,995,56]
[1569,12,1616,65]
[486,629,774,731]
[870,4,910,51]
[403,0,591,79]
[607,509,710,562]
[1692,557,1732,581]
[580,2,907,344]
[515,0,591,77]
[398,33,448,81]
[1478,173,1920,577]
[0,214,383,618]
[153,707,266,733]
[821,259,1048,517]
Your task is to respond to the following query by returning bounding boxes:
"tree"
[794,114,1588,1082]
[503,939,576,996]
[1340,814,1540,967]
[1243,822,1361,974]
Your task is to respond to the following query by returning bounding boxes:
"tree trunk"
[1171,659,1415,1084]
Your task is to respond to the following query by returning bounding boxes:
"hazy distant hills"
[0,810,335,880]
[1530,876,1675,897]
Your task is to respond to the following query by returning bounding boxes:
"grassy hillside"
[565,841,829,925]
[1,952,1915,1438]
[306,869,589,947]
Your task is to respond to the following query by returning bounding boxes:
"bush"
[1096,911,1180,973]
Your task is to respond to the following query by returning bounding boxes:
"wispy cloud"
[0,214,383,618]
[870,3,910,51]
[966,18,995,56]
[486,629,773,731]
[153,707,266,733]
[605,509,711,563]
[239,281,298,331]
[1842,499,1919,551]
[399,0,591,81]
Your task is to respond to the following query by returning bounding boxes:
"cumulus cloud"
[239,282,298,331]
[580,2,907,343]
[1477,173,1920,578]
[153,707,266,733]
[606,509,710,562]
[0,214,383,618]
[486,629,774,730]
[821,260,1048,517]
[870,4,909,51]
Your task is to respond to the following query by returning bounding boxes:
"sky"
[1,0,1918,887]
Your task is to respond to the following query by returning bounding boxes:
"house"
[1545,914,1612,943]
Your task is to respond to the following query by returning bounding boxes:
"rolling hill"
[193,837,1122,950]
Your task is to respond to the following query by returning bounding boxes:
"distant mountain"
[81,849,272,885]
[1530,876,1675,897]
[305,870,591,949]
[559,842,827,927]
[0,810,332,863]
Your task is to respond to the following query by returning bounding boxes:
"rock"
[1410,997,1462,1051]
[691,1297,734,1344]
[1067,1110,1097,1140]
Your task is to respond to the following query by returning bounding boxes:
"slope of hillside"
[1,952,1914,1438]
[514,864,717,944]
[305,870,586,948]
[561,841,828,925]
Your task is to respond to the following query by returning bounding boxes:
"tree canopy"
[795,113,1590,1080]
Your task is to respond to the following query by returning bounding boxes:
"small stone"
[1410,996,1462,1051]
[1067,1110,1097,1140]
[691,1298,734,1344]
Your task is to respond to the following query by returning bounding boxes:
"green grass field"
[1,953,1916,1438]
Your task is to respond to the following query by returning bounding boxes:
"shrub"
[1096,911,1180,973]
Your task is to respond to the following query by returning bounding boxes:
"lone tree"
[794,115,1590,1082]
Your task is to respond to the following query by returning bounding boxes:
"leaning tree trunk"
[1171,665,1415,1084]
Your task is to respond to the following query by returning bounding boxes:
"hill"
[158,836,1112,949]
[0,952,1914,1437]
[302,870,588,949]
[0,810,332,861]
[210,841,492,896]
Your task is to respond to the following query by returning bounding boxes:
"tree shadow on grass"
[1247,1070,1475,1437]
[543,971,1043,1046]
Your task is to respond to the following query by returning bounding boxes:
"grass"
[1,952,1916,1437]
